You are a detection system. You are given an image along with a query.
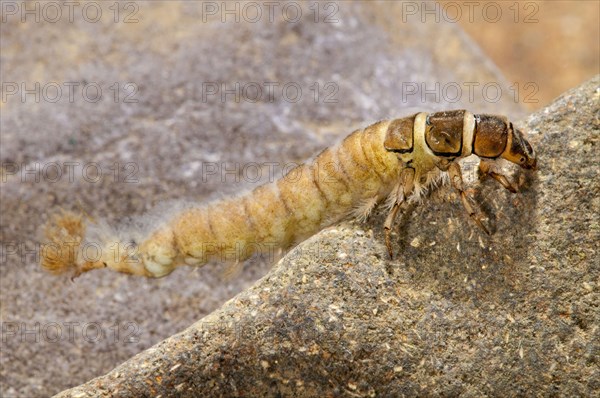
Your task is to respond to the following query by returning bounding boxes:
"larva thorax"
[41,110,537,279]
[384,109,536,173]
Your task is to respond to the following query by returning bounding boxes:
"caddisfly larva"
[41,110,537,279]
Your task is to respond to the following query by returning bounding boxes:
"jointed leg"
[384,204,401,259]
[447,162,490,235]
[384,168,415,259]
[479,159,517,193]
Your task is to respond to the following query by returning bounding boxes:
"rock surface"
[54,77,599,397]
[0,2,530,396]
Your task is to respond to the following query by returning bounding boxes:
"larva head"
[473,114,536,169]
[502,126,537,170]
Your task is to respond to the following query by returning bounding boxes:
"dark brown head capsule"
[502,127,537,170]
[474,114,536,169]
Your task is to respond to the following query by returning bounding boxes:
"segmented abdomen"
[41,119,407,278]
[140,120,402,277]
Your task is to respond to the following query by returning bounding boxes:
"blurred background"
[1,1,598,396]
[439,0,599,110]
